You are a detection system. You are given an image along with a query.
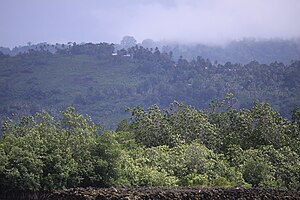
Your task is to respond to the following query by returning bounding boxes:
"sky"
[0,0,300,48]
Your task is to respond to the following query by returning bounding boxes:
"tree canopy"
[1,97,299,191]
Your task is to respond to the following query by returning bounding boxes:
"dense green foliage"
[0,42,300,129]
[0,108,121,191]
[0,97,299,191]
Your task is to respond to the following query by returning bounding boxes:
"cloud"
[125,0,300,44]
[0,0,299,47]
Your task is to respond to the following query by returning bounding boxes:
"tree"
[129,101,216,148]
[142,39,155,49]
[120,36,137,49]
[0,108,119,191]
[208,95,293,151]
[226,145,300,189]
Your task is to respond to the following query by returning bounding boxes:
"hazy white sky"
[1,0,300,48]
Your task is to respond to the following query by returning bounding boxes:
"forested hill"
[0,42,300,129]
[2,38,300,64]
[158,38,300,64]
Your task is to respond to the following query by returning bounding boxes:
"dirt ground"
[47,187,300,200]
[1,187,300,200]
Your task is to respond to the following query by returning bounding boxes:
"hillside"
[158,38,300,64]
[0,42,300,128]
[3,38,300,64]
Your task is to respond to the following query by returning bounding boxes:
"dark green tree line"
[0,98,299,191]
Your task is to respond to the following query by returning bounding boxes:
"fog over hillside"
[0,0,300,128]
[1,38,300,65]
[1,0,300,48]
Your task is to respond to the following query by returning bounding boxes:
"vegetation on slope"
[0,42,300,129]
